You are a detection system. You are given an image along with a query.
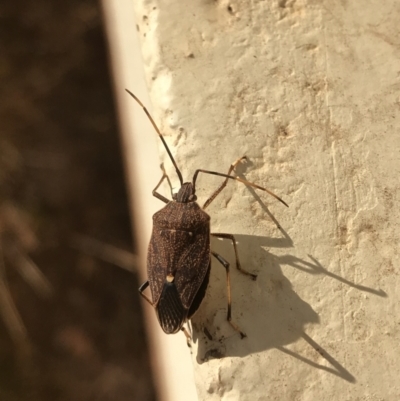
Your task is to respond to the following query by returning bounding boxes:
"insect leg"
[211,233,257,280]
[181,327,192,347]
[138,281,154,306]
[152,164,173,203]
[202,156,247,209]
[211,251,246,339]
[193,167,288,207]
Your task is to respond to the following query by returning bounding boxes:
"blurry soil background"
[0,1,155,400]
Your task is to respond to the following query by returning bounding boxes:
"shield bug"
[126,89,288,341]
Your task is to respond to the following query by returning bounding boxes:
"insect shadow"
[191,233,316,358]
[191,234,359,383]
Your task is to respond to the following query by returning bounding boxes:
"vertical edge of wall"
[101,1,198,401]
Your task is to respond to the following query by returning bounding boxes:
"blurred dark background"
[0,0,155,400]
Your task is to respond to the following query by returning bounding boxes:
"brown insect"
[126,89,288,342]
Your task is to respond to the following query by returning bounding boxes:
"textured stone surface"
[132,0,400,399]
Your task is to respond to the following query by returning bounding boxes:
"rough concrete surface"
[133,0,400,400]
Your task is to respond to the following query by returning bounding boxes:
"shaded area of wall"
[0,1,155,400]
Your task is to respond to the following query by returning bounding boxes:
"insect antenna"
[125,89,184,186]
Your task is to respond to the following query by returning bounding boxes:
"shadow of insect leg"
[152,164,173,203]
[138,281,154,306]
[211,251,246,339]
[202,156,246,210]
[211,233,257,280]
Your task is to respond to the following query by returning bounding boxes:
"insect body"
[147,188,210,334]
[127,90,288,340]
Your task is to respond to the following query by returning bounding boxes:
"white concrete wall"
[108,0,400,400]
